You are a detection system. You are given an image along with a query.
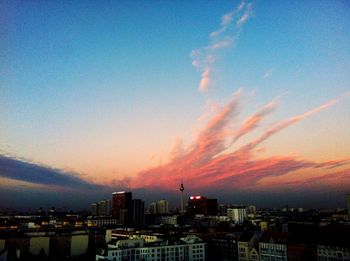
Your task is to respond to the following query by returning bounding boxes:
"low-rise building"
[96,235,206,261]
[317,245,350,261]
[208,232,239,260]
[237,232,259,261]
[259,232,288,261]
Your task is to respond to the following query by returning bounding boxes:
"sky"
[1,0,350,210]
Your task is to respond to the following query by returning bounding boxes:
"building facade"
[156,200,169,215]
[317,245,350,261]
[227,206,247,225]
[112,192,132,225]
[187,196,218,216]
[131,199,145,226]
[259,233,288,261]
[96,236,207,261]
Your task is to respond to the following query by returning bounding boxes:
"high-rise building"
[98,200,109,216]
[187,196,218,216]
[91,203,98,216]
[227,206,247,224]
[112,191,132,225]
[247,205,257,215]
[132,199,145,226]
[156,200,169,214]
[188,196,207,215]
[149,202,157,215]
[91,200,112,217]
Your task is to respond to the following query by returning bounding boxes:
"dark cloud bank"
[0,155,348,211]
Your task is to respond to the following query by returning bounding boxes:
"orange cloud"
[130,92,349,193]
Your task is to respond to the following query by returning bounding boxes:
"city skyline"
[1,1,350,209]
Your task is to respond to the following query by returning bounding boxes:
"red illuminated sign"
[190,196,202,200]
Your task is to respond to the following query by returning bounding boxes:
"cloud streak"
[191,1,254,92]
[131,92,349,192]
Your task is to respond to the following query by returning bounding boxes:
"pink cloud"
[237,98,340,153]
[198,68,213,92]
[230,100,279,145]
[261,168,350,190]
[130,92,349,193]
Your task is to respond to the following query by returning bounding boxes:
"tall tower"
[180,182,185,215]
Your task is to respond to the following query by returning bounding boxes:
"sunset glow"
[1,0,349,209]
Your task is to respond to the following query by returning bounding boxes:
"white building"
[259,233,288,261]
[317,245,350,261]
[227,207,247,224]
[96,235,206,261]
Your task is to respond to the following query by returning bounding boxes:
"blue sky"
[1,0,350,209]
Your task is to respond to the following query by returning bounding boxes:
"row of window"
[192,244,204,249]
[260,243,286,250]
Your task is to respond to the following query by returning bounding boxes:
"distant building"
[131,199,145,226]
[218,204,228,214]
[156,200,169,214]
[227,206,247,224]
[91,203,98,216]
[247,205,257,215]
[187,196,218,216]
[112,191,132,225]
[147,200,169,215]
[149,202,157,215]
[99,200,112,217]
[91,200,112,217]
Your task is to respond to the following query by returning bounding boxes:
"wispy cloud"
[230,99,279,145]
[237,98,341,153]
[236,3,253,26]
[131,92,349,192]
[262,69,273,79]
[191,1,254,92]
